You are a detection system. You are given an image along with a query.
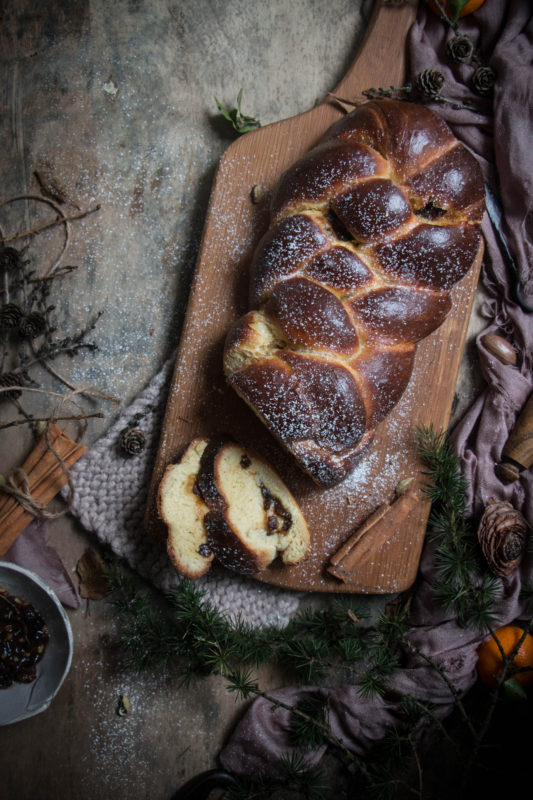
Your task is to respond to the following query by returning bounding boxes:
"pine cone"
[18,312,46,339]
[0,246,24,273]
[472,66,496,96]
[477,498,529,577]
[416,69,445,98]
[0,302,24,331]
[119,427,146,456]
[0,371,23,402]
[446,35,474,63]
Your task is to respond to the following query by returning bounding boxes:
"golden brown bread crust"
[223,99,485,487]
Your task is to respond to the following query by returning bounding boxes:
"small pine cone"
[416,69,445,98]
[0,302,24,330]
[0,246,24,273]
[119,427,146,456]
[0,371,23,402]
[18,312,46,339]
[446,35,474,63]
[477,497,529,578]
[472,66,496,96]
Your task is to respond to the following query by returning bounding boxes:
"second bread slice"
[196,438,310,575]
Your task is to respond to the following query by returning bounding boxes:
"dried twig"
[0,204,100,244]
[0,265,79,296]
[0,412,105,431]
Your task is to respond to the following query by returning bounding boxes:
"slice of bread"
[196,438,310,575]
[157,437,214,579]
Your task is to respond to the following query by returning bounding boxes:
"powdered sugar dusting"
[223,100,482,504]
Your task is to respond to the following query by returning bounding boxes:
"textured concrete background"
[0,2,381,797]
[1,0,367,436]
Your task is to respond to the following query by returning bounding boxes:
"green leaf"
[428,0,470,23]
[447,0,470,22]
[500,677,528,703]
[214,90,261,135]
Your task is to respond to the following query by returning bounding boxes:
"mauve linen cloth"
[219,0,533,777]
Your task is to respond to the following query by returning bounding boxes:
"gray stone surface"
[1,0,366,441]
[0,2,379,797]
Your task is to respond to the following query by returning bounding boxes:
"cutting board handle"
[333,0,418,102]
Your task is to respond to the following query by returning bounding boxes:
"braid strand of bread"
[223,99,485,488]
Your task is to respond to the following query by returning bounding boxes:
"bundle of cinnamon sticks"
[0,424,87,557]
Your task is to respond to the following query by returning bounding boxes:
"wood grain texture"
[146,0,483,594]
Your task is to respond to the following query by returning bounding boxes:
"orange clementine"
[476,625,533,689]
[428,0,487,18]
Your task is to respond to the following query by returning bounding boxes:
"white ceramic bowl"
[0,562,73,725]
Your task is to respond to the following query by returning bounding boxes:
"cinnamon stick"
[327,488,423,583]
[0,424,87,557]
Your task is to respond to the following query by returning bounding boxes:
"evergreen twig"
[416,425,499,631]
[403,637,477,740]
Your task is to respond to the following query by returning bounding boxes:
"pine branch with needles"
[416,425,500,630]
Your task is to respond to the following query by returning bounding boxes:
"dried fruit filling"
[0,585,49,689]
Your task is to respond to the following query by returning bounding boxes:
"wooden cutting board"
[145,0,483,594]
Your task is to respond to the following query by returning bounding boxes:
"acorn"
[481,333,517,366]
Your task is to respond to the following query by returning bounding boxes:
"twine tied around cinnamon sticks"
[3,466,71,520]
[0,423,86,557]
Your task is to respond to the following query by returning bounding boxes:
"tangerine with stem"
[476,625,533,689]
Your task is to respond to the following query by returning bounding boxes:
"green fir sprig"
[416,425,500,630]
[289,693,329,750]
[106,564,402,692]
[224,753,329,800]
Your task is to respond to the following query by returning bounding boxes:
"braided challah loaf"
[224,99,485,488]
